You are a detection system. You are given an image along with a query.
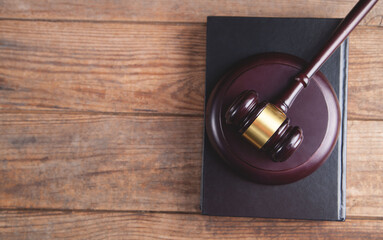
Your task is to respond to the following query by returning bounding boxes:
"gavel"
[225,0,378,162]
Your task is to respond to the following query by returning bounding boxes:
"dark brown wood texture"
[1,0,383,239]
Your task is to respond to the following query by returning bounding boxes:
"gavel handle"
[274,0,378,113]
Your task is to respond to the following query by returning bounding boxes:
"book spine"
[338,38,349,221]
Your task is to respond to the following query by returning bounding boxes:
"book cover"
[201,17,347,221]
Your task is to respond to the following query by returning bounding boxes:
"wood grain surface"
[0,0,382,26]
[0,113,203,212]
[0,20,205,115]
[1,0,383,239]
[0,113,382,217]
[1,211,383,240]
[1,21,382,119]
[348,27,383,120]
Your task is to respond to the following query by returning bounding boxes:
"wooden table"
[0,1,382,239]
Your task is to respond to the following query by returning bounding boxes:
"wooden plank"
[0,113,382,216]
[0,113,203,212]
[0,0,382,26]
[348,27,383,120]
[347,120,383,217]
[0,210,383,240]
[0,20,205,115]
[1,21,383,119]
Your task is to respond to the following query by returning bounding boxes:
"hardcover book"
[201,16,347,221]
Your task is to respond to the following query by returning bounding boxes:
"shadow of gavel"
[225,0,378,162]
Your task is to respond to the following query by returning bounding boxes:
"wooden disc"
[205,53,341,184]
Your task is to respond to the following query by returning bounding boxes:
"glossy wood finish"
[302,0,378,79]
[206,53,340,184]
[218,0,377,167]
[1,0,383,239]
[276,0,378,113]
[225,90,303,162]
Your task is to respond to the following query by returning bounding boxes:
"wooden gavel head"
[225,90,303,162]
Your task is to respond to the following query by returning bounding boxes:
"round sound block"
[206,53,341,185]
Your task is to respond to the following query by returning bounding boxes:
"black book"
[201,17,347,221]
